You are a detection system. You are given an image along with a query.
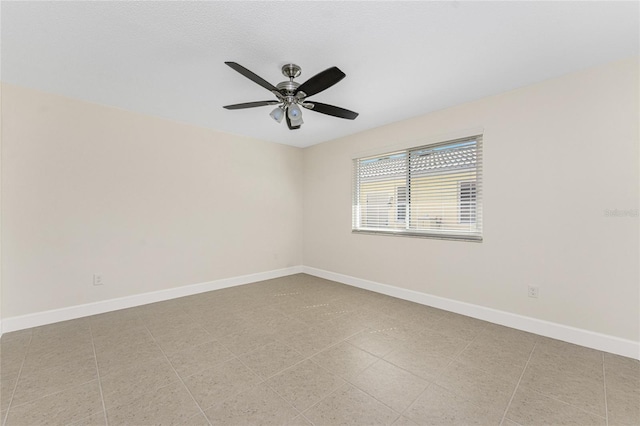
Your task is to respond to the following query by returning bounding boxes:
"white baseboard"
[1,266,303,334]
[3,264,638,360]
[302,266,640,360]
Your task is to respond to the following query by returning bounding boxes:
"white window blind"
[352,136,482,241]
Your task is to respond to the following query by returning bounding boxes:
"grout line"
[1,332,33,426]
[602,353,609,426]
[144,326,213,426]
[222,325,374,425]
[5,378,98,411]
[335,357,411,421]
[88,322,109,426]
[499,341,537,425]
[232,353,311,423]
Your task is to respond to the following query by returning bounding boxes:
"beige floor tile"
[351,359,429,412]
[239,341,305,379]
[0,333,31,365]
[199,314,252,339]
[404,384,503,425]
[149,323,215,355]
[136,301,187,319]
[278,326,345,358]
[434,361,516,414]
[290,291,337,307]
[384,347,452,381]
[292,414,314,425]
[392,416,420,426]
[288,309,335,328]
[605,354,640,395]
[183,357,262,411]
[204,383,300,425]
[243,309,300,336]
[505,386,606,425]
[89,308,141,328]
[1,372,18,411]
[95,339,165,376]
[3,275,633,426]
[100,355,179,409]
[142,311,199,334]
[479,325,539,358]
[271,318,313,337]
[606,386,640,426]
[324,316,369,339]
[0,330,32,346]
[90,314,145,336]
[12,356,98,406]
[330,309,395,331]
[376,299,424,319]
[347,329,403,358]
[311,341,379,380]
[389,304,446,329]
[91,325,154,352]
[217,327,276,356]
[519,358,606,417]
[426,312,488,341]
[22,338,95,372]
[28,331,92,353]
[167,339,235,378]
[605,352,640,371]
[378,323,426,343]
[70,411,107,425]
[455,339,532,382]
[106,382,202,425]
[0,351,26,377]
[184,413,212,425]
[90,313,145,338]
[31,318,92,341]
[400,328,469,358]
[472,331,536,358]
[303,384,399,426]
[266,359,345,411]
[533,338,604,373]
[5,380,102,426]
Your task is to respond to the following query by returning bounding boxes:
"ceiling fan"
[223,62,359,130]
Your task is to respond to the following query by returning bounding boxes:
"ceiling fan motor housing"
[276,80,300,95]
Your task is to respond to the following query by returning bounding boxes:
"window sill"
[351,229,483,242]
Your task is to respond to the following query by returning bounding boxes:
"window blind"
[352,136,483,241]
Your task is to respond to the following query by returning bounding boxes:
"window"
[458,181,477,224]
[396,186,407,222]
[352,136,482,241]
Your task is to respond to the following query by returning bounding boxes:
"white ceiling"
[1,2,638,148]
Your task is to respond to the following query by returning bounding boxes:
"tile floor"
[1,274,638,425]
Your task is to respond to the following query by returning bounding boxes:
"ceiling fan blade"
[286,114,301,130]
[304,101,359,120]
[225,62,278,92]
[296,67,346,97]
[223,100,279,110]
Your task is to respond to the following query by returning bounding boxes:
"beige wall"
[303,57,640,341]
[1,84,303,318]
[1,57,638,345]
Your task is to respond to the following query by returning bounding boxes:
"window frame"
[352,135,483,242]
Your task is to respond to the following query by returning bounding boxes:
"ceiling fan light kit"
[223,62,359,130]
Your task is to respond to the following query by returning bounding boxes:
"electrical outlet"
[93,273,103,286]
[528,285,539,298]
